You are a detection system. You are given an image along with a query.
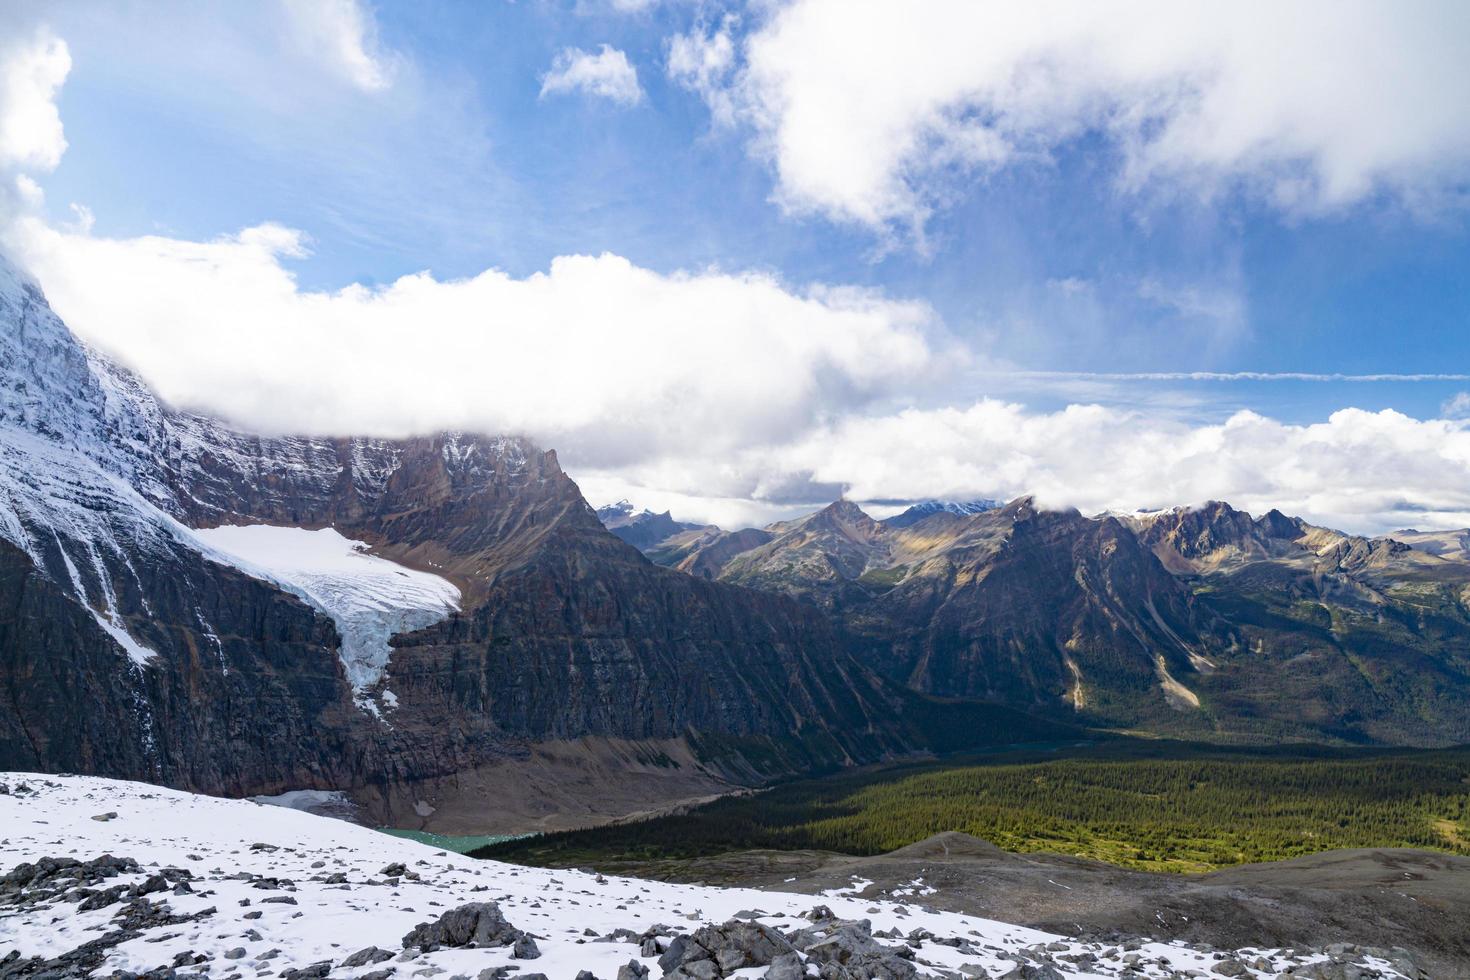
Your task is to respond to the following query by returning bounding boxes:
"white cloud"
[279,0,395,92]
[1443,392,1470,419]
[541,45,645,107]
[0,28,69,174]
[691,0,1470,236]
[5,216,936,470]
[668,18,737,125]
[578,401,1470,534]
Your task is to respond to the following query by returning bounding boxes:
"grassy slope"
[476,740,1470,875]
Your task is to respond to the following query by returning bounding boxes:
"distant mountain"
[883,498,1002,528]
[595,500,708,551]
[664,494,1470,745]
[1392,527,1470,562]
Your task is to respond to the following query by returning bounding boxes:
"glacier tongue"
[192,524,460,698]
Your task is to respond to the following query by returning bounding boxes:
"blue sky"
[3,1,1470,530]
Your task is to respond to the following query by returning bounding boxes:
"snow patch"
[820,876,874,898]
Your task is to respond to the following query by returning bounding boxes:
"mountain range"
[605,493,1470,747]
[4,252,1470,837]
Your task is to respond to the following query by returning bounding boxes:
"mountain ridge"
[639,492,1470,745]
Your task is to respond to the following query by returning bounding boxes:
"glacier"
[191,523,460,698]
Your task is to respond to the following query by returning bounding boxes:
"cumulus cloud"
[5,216,936,468]
[541,45,645,106]
[279,0,396,92]
[0,27,69,175]
[689,0,1470,235]
[785,403,1470,534]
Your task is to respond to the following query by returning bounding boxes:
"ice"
[192,524,461,695]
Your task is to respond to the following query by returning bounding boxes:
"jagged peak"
[998,494,1038,519]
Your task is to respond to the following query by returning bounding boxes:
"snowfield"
[191,525,461,703]
[0,774,1412,980]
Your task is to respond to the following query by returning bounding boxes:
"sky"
[1,0,1469,533]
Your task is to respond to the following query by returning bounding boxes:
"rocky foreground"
[0,776,1426,980]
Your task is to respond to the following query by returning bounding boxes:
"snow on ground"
[818,878,874,899]
[0,774,1406,980]
[888,880,937,900]
[191,525,460,706]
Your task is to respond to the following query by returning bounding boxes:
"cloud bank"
[7,217,936,470]
[677,0,1470,235]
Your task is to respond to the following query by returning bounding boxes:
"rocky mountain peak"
[595,499,706,551]
[815,497,875,524]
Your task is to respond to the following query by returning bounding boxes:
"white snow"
[889,878,938,900]
[252,789,356,811]
[191,525,460,697]
[818,876,874,899]
[0,774,1398,980]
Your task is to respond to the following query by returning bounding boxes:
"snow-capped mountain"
[1,773,1417,980]
[881,499,1002,529]
[595,500,707,551]
[0,254,948,828]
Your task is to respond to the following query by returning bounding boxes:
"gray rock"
[792,918,918,980]
[993,964,1062,980]
[402,903,523,951]
[341,947,394,968]
[765,953,805,980]
[615,962,649,980]
[512,936,541,960]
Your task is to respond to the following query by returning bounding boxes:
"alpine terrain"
[0,256,1042,833]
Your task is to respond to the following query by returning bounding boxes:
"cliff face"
[847,500,1209,728]
[0,534,360,795]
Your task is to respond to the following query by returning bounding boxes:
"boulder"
[402,902,524,951]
